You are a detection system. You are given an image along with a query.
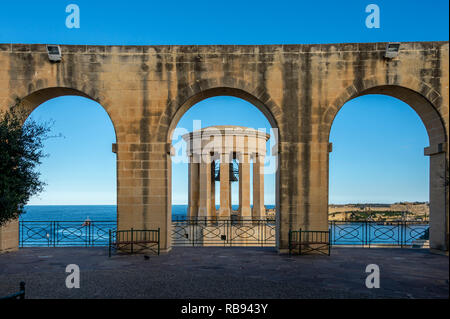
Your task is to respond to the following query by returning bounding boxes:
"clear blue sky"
[1,0,448,205]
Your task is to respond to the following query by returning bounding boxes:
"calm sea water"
[21,205,276,221]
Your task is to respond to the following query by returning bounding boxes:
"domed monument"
[183,126,270,220]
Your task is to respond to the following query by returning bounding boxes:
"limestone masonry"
[0,42,448,253]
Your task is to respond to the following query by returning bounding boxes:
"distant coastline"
[329,202,429,221]
[22,202,429,222]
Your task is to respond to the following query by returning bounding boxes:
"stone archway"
[163,87,282,250]
[325,84,448,251]
[0,86,118,252]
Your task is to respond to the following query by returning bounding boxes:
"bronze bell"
[214,162,238,182]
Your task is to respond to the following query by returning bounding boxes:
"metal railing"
[20,221,117,247]
[329,221,429,247]
[19,219,429,248]
[109,228,160,257]
[289,229,331,255]
[172,218,276,247]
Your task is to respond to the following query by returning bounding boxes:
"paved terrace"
[0,247,448,299]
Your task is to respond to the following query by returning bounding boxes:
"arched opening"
[167,88,280,249]
[328,85,447,251]
[15,88,118,248]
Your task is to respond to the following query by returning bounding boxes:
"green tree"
[0,100,50,226]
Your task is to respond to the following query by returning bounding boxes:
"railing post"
[53,221,56,248]
[19,221,22,248]
[157,228,160,255]
[329,223,333,247]
[401,221,405,248]
[131,228,134,254]
[192,220,195,247]
[365,222,368,248]
[227,220,230,247]
[261,220,263,247]
[328,229,331,256]
[108,230,111,258]
[85,222,88,247]
[299,230,302,255]
[288,230,291,256]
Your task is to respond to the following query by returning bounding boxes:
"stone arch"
[11,86,118,139]
[324,78,448,251]
[0,86,119,251]
[162,84,282,249]
[156,79,283,143]
[322,77,447,145]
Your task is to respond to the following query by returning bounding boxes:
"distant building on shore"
[328,202,429,222]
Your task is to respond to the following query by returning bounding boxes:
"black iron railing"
[20,221,116,247]
[109,228,160,257]
[289,229,331,255]
[19,219,429,248]
[329,221,429,247]
[172,218,276,247]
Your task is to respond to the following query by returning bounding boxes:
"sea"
[20,205,276,221]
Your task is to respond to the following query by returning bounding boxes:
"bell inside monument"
[214,162,238,182]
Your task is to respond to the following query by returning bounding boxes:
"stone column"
[218,153,231,218]
[198,154,212,218]
[210,160,217,219]
[252,154,266,219]
[239,154,251,219]
[188,155,199,219]
[426,145,448,251]
[229,179,232,215]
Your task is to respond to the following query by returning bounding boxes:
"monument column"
[218,153,231,218]
[239,153,251,219]
[188,154,199,218]
[229,177,232,216]
[198,154,212,218]
[210,160,217,219]
[252,154,266,219]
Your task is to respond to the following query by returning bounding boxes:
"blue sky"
[1,0,448,205]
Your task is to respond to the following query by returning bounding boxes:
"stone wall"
[0,41,448,253]
[0,220,19,253]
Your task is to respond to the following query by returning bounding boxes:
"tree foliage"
[0,100,50,226]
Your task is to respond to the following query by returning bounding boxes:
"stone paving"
[0,247,448,299]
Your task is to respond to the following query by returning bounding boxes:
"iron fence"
[329,221,429,247]
[19,219,429,248]
[172,218,276,247]
[289,229,331,255]
[109,228,160,257]
[19,221,117,247]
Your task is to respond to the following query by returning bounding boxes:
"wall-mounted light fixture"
[46,45,62,62]
[384,42,400,59]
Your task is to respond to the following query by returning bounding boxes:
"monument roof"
[182,125,270,141]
